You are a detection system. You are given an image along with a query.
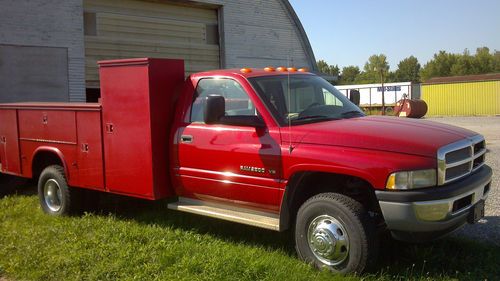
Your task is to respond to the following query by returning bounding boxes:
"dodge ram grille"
[437,135,486,185]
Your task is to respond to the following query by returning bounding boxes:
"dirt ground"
[426,116,500,245]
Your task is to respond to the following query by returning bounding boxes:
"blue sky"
[289,0,500,71]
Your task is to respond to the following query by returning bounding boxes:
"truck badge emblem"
[240,165,265,174]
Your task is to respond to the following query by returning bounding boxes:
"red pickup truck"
[0,58,492,273]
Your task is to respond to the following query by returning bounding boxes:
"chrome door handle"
[181,135,193,143]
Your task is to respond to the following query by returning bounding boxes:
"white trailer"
[335,82,420,112]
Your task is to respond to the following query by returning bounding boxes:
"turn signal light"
[240,68,252,73]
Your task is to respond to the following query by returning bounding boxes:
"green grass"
[0,187,499,281]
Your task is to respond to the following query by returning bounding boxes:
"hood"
[288,116,477,157]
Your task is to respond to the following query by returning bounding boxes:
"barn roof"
[423,73,500,84]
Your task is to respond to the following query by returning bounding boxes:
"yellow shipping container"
[421,76,500,116]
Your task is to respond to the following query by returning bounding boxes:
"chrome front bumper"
[375,166,492,238]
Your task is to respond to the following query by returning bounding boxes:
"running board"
[167,197,280,231]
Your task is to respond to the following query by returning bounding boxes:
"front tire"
[38,165,77,215]
[295,193,375,274]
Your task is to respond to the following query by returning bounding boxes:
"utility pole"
[380,69,385,115]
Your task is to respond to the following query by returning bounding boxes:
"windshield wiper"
[340,110,365,118]
[291,115,340,124]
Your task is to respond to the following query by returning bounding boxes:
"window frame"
[248,74,361,127]
[189,77,259,124]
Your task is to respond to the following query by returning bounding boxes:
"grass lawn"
[0,186,499,281]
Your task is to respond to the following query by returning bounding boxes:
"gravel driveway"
[426,117,500,246]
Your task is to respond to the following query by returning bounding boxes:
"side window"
[290,85,315,112]
[190,78,256,123]
[323,88,343,106]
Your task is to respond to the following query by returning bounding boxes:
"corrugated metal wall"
[84,0,220,88]
[421,80,500,116]
[1,0,316,101]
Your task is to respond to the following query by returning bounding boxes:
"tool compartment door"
[18,110,77,143]
[76,111,104,190]
[100,63,154,198]
[17,109,78,182]
[0,109,21,175]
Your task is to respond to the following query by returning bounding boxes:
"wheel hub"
[307,215,349,266]
[44,179,62,212]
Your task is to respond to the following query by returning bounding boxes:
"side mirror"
[349,89,360,106]
[204,95,225,124]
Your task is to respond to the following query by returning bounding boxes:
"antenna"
[287,55,294,154]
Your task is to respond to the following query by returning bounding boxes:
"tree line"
[317,47,500,85]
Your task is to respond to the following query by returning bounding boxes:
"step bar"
[167,197,280,231]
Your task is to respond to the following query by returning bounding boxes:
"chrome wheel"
[43,179,62,212]
[307,215,350,266]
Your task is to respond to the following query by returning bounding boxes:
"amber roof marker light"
[298,68,309,72]
[264,67,276,72]
[276,66,287,72]
[240,68,252,73]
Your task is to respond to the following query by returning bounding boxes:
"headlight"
[386,169,436,190]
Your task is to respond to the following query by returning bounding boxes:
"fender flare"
[285,164,378,188]
[279,164,378,231]
[31,146,70,180]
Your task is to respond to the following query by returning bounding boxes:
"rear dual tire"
[295,192,375,274]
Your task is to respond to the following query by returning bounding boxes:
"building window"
[205,24,219,45]
[84,12,97,36]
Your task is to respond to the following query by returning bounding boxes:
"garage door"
[83,0,220,88]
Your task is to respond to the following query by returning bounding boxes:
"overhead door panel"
[84,0,220,88]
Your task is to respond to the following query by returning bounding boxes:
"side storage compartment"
[0,109,21,175]
[17,109,79,182]
[6,103,104,190]
[76,110,104,190]
[99,58,184,199]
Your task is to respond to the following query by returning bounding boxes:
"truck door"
[176,78,282,212]
[0,109,21,175]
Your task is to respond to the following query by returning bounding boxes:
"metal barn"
[0,0,317,103]
[421,74,500,116]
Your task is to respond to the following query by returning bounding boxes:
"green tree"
[473,47,494,73]
[364,54,390,113]
[330,64,340,77]
[450,49,475,76]
[338,65,360,84]
[420,47,499,81]
[420,51,459,81]
[353,71,374,84]
[494,50,500,72]
[317,60,329,73]
[363,54,390,82]
[395,56,421,82]
[385,71,397,83]
[316,60,340,77]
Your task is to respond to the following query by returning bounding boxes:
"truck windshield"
[249,75,365,125]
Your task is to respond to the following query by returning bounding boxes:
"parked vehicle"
[0,58,491,274]
[335,82,421,114]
